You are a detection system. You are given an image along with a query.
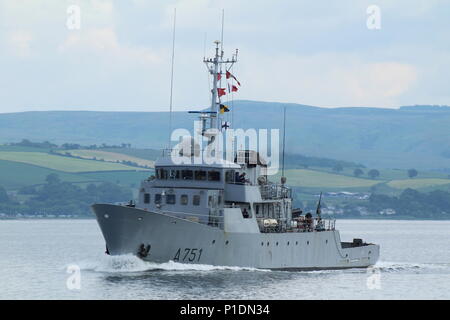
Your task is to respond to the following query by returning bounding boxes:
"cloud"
[237,51,417,108]
[328,61,417,107]
[0,0,447,113]
[58,28,161,65]
[6,31,33,58]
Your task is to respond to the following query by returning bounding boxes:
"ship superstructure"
[92,41,379,270]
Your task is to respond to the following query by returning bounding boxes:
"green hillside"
[0,142,448,219]
[277,169,380,189]
[387,178,450,189]
[1,101,449,169]
[0,160,96,190]
[81,171,152,187]
[0,143,448,194]
[56,149,155,168]
[0,146,153,191]
[0,151,142,173]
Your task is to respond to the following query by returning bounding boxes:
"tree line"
[8,139,133,150]
[332,166,420,179]
[0,174,132,217]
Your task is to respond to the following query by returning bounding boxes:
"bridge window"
[144,193,150,204]
[208,171,221,181]
[154,194,162,204]
[181,170,193,180]
[193,195,200,206]
[225,170,235,183]
[157,168,168,180]
[180,194,188,205]
[254,204,260,216]
[166,194,176,204]
[195,170,207,181]
[169,169,180,180]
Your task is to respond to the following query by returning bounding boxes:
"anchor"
[137,243,151,258]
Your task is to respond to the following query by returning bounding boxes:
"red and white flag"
[226,71,241,86]
[217,88,226,97]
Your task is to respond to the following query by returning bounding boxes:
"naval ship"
[92,41,380,270]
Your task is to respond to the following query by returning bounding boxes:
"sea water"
[0,219,449,299]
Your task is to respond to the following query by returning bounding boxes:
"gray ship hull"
[92,204,379,270]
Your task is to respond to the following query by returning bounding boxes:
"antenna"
[316,192,323,221]
[201,15,237,140]
[281,105,286,178]
[220,9,225,53]
[168,8,176,148]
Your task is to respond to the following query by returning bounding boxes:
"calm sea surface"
[0,219,449,300]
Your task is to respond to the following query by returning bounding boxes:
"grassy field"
[276,169,381,188]
[81,171,154,187]
[0,160,96,190]
[0,152,143,173]
[387,178,450,189]
[1,144,448,194]
[272,168,450,193]
[0,160,153,191]
[57,149,155,167]
[314,166,449,180]
[0,145,52,153]
[101,148,160,161]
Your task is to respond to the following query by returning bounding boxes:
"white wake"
[372,260,450,273]
[73,254,270,273]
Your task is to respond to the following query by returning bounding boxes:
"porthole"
[307,241,310,245]
[225,240,229,245]
[138,217,143,221]
[287,241,290,246]
[104,214,109,219]
[267,242,269,246]
[276,242,279,246]
[295,241,298,245]
[325,240,328,244]
[261,242,264,246]
[212,240,216,244]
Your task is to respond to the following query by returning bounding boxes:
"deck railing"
[257,217,336,233]
[259,184,291,200]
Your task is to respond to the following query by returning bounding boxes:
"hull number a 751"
[173,248,203,262]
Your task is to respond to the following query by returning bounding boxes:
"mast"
[167,8,176,148]
[202,41,237,136]
[281,105,286,178]
[209,41,220,130]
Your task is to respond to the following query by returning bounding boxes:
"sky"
[0,0,449,113]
